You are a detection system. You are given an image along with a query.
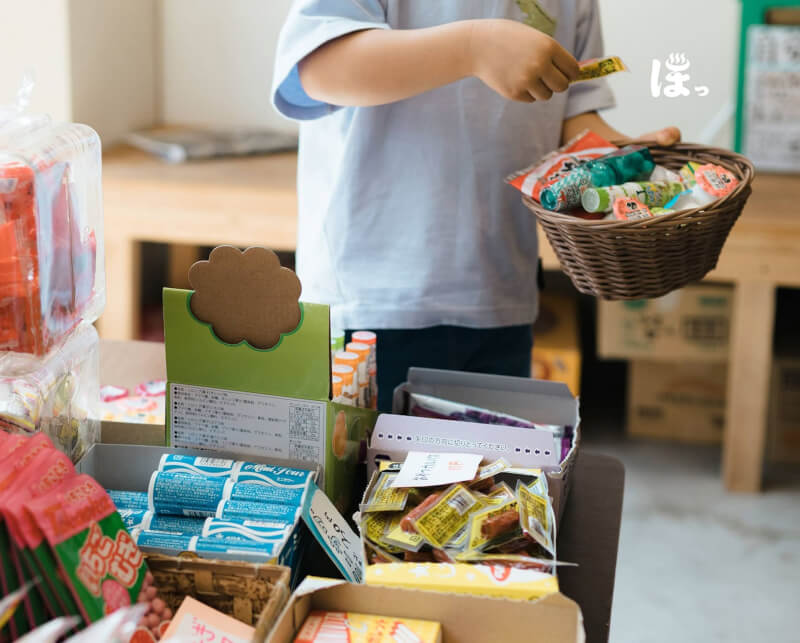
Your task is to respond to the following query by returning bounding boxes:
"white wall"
[597,0,740,148]
[0,0,72,122]
[69,0,158,143]
[159,0,295,133]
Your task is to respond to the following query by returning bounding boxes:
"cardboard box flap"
[404,368,579,426]
[267,581,584,643]
[163,288,330,401]
[368,414,562,471]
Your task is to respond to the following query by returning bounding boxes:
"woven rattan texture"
[524,144,755,299]
[145,554,290,640]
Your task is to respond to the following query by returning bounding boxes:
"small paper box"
[162,248,377,515]
[390,368,581,523]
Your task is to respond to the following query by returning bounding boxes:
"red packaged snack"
[23,475,171,639]
[612,197,653,221]
[0,434,57,636]
[2,449,81,627]
[506,130,617,201]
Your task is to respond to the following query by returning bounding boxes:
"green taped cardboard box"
[162,247,377,514]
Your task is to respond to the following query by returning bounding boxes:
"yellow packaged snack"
[361,512,404,555]
[411,484,481,548]
[365,562,559,600]
[383,514,425,553]
[295,610,442,643]
[574,56,627,83]
[517,477,555,554]
[360,471,408,513]
[467,498,520,552]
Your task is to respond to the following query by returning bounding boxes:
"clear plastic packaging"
[0,322,99,461]
[0,92,104,356]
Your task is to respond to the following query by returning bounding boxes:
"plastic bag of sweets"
[506,130,617,202]
[23,475,170,639]
[1,449,82,631]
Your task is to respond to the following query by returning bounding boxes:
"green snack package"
[3,449,81,626]
[24,474,148,625]
[0,434,58,636]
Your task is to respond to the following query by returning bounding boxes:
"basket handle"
[610,138,660,147]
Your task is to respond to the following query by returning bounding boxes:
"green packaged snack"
[0,434,58,637]
[3,449,81,627]
[24,474,148,625]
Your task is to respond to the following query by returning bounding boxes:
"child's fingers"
[543,66,570,94]
[551,45,580,81]
[528,78,553,102]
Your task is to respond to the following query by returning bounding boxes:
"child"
[272,1,680,411]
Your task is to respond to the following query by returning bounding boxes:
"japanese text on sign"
[170,383,326,469]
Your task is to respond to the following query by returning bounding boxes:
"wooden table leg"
[97,237,141,341]
[168,244,203,289]
[722,280,776,492]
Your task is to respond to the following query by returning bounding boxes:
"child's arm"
[562,111,681,146]
[299,19,580,107]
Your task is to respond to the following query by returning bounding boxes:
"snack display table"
[99,147,800,492]
[98,339,625,643]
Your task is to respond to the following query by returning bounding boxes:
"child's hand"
[469,19,580,102]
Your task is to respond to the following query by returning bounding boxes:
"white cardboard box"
[390,368,580,524]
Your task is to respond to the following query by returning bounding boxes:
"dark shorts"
[347,325,533,412]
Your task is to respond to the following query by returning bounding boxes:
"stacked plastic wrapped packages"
[0,93,104,462]
[107,455,315,571]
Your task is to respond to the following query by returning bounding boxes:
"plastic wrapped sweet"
[0,82,104,357]
[0,322,99,462]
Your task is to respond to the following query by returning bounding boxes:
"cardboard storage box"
[163,286,377,514]
[598,285,732,363]
[267,579,584,643]
[532,293,581,396]
[99,339,167,446]
[768,357,800,463]
[627,360,727,444]
[391,368,580,524]
[76,444,312,582]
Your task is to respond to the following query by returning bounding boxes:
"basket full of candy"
[508,132,755,300]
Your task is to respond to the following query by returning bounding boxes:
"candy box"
[0,112,105,357]
[76,444,315,587]
[0,322,99,462]
[267,578,584,643]
[390,368,581,524]
[162,247,377,515]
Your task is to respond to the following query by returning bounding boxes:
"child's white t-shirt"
[272,0,614,331]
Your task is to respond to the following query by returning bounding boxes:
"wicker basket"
[524,143,755,300]
[145,554,290,641]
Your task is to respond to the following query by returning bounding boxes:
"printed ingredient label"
[170,383,326,472]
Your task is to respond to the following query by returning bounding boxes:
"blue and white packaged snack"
[223,480,307,507]
[158,454,240,477]
[216,499,301,523]
[144,513,206,535]
[131,530,198,555]
[193,537,282,560]
[148,471,227,516]
[107,490,149,511]
[201,518,292,544]
[132,529,282,562]
[233,463,314,487]
[117,509,148,530]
